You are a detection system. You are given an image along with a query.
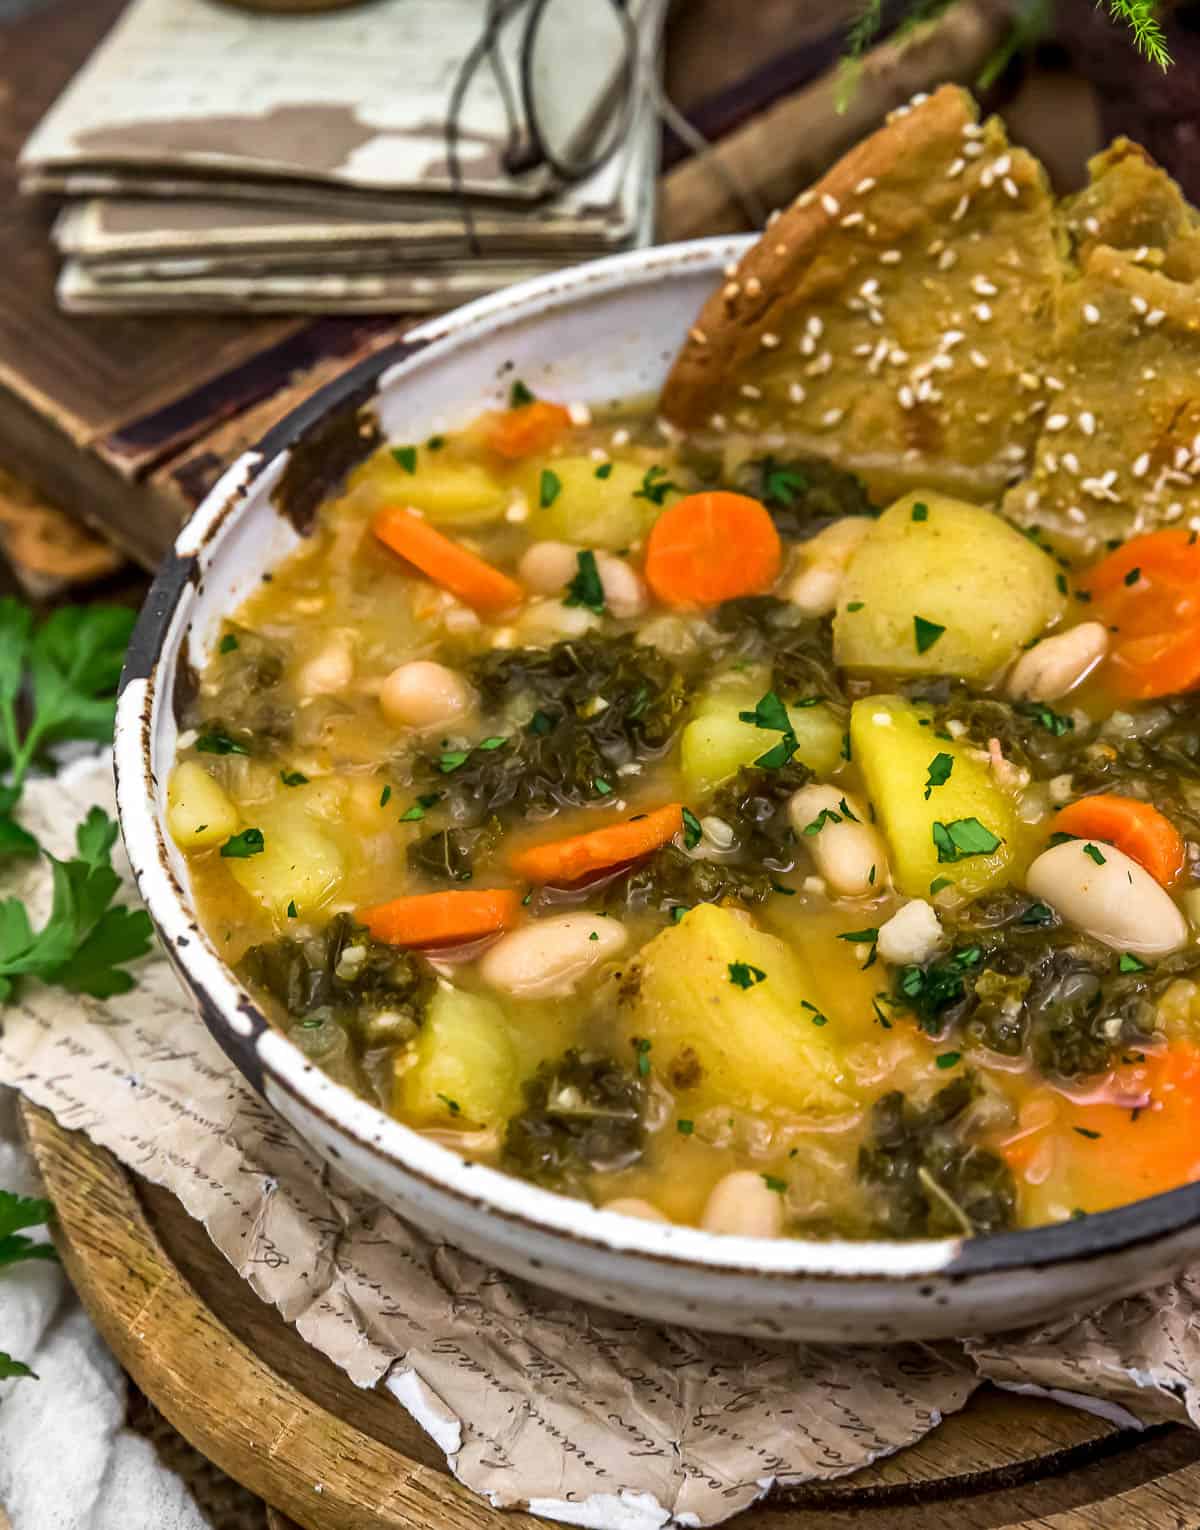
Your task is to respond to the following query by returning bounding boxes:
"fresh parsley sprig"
[0,1189,58,1380]
[0,599,134,858]
[0,807,153,1003]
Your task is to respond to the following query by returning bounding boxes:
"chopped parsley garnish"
[913,615,946,654]
[911,501,929,522]
[632,465,678,506]
[509,379,535,407]
[438,749,471,772]
[671,905,690,923]
[1119,952,1148,973]
[1020,902,1054,925]
[379,784,392,807]
[437,1094,462,1115]
[477,736,507,751]
[195,730,249,756]
[1124,566,1141,586]
[923,752,953,800]
[539,469,562,508]
[1073,1126,1102,1140]
[846,600,865,612]
[286,900,298,919]
[838,796,859,822]
[1017,701,1074,736]
[1056,573,1068,595]
[589,930,599,941]
[400,792,441,822]
[219,633,239,654]
[771,881,796,896]
[739,689,798,770]
[1083,842,1107,865]
[527,709,555,736]
[219,828,264,859]
[839,926,879,944]
[801,1000,829,1027]
[426,434,445,450]
[929,876,952,895]
[677,1118,694,1135]
[803,807,842,836]
[935,1051,962,1069]
[391,445,417,474]
[632,1037,652,1076]
[761,459,808,506]
[728,961,767,989]
[593,778,614,796]
[279,769,308,786]
[563,549,606,614]
[932,817,1002,863]
[739,690,791,732]
[681,807,703,850]
[594,462,613,479]
[762,1174,787,1193]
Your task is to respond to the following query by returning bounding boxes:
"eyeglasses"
[445,0,640,251]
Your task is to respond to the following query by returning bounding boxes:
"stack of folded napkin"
[20,0,664,314]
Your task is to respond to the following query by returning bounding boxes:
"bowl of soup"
[115,232,1200,1341]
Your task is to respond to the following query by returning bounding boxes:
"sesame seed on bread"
[660,85,1200,550]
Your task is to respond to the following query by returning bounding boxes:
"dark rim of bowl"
[119,306,1200,1287]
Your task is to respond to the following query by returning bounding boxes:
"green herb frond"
[1105,0,1171,70]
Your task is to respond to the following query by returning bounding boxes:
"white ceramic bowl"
[115,238,1200,1340]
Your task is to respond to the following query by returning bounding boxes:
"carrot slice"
[1080,530,1200,699]
[1003,1045,1200,1216]
[484,401,572,459]
[372,505,523,614]
[1050,793,1186,887]
[510,803,685,885]
[644,492,782,608]
[359,889,521,947]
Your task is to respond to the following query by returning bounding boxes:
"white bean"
[519,540,578,594]
[700,1171,784,1237]
[602,1197,670,1223]
[296,634,353,697]
[877,900,945,965]
[515,598,599,643]
[786,517,873,616]
[594,552,648,620]
[1006,622,1108,702]
[1026,839,1189,956]
[379,660,472,729]
[479,914,628,998]
[787,783,887,898]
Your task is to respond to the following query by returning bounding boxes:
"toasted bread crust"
[661,85,976,429]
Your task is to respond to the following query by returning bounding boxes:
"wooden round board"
[20,1101,1200,1530]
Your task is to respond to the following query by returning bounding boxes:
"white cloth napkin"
[0,1087,207,1530]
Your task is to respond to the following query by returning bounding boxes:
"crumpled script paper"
[2,759,1199,1528]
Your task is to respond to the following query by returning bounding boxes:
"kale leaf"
[710,758,812,869]
[239,912,433,1050]
[858,1076,1016,1237]
[734,455,875,540]
[502,1050,646,1195]
[603,842,773,920]
[425,635,690,819]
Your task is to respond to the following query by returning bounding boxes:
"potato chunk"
[228,797,345,921]
[395,986,520,1128]
[680,688,844,795]
[166,761,239,849]
[359,451,507,526]
[616,903,855,1118]
[850,696,1018,899]
[834,492,1065,681]
[526,457,672,549]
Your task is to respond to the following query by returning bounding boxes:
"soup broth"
[169,391,1200,1240]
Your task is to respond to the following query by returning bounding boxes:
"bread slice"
[661,89,1200,549]
[659,85,1063,505]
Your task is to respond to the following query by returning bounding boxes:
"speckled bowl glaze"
[115,237,1200,1340]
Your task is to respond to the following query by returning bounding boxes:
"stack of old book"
[19,0,664,314]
